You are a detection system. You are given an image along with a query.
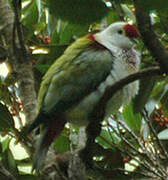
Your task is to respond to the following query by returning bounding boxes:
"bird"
[27,21,141,170]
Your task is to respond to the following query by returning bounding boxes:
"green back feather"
[37,35,93,112]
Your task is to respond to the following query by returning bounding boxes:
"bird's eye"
[117,30,123,34]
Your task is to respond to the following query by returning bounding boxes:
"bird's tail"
[27,112,66,171]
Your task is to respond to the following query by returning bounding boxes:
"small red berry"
[123,157,130,163]
[17,102,22,106]
[159,122,164,126]
[44,36,51,44]
[154,117,160,122]
[31,60,36,65]
[1,132,7,137]
[164,117,168,123]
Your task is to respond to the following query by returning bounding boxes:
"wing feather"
[38,36,114,114]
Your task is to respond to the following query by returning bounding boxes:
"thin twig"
[116,119,167,177]
[143,109,168,160]
[0,162,17,180]
[107,125,162,177]
[117,168,157,179]
[117,119,146,151]
[108,122,166,178]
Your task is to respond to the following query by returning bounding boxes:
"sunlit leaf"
[22,1,38,36]
[158,128,168,140]
[35,0,42,21]
[145,99,157,116]
[140,121,150,140]
[123,103,142,132]
[121,4,136,23]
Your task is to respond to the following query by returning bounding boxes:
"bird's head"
[94,22,139,50]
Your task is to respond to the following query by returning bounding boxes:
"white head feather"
[94,22,139,53]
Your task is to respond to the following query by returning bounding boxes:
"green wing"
[38,36,114,114]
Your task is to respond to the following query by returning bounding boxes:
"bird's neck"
[92,33,123,54]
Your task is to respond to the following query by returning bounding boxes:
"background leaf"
[0,103,15,132]
[123,102,142,132]
[133,76,156,113]
[1,147,19,177]
[48,0,109,24]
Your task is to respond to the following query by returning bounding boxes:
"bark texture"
[0,0,37,124]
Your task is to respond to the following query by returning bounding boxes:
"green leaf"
[106,11,120,25]
[133,76,156,113]
[22,1,38,34]
[48,0,109,24]
[53,133,70,153]
[97,129,120,149]
[1,148,19,177]
[15,158,32,166]
[59,23,89,45]
[50,28,59,44]
[140,0,168,11]
[1,137,11,153]
[48,45,67,64]
[123,102,142,132]
[0,78,12,106]
[19,175,40,180]
[34,64,50,74]
[0,103,15,132]
[152,78,168,101]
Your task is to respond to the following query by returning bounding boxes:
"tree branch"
[82,66,161,167]
[134,0,168,72]
[0,0,14,45]
[0,0,37,124]
[91,66,160,122]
